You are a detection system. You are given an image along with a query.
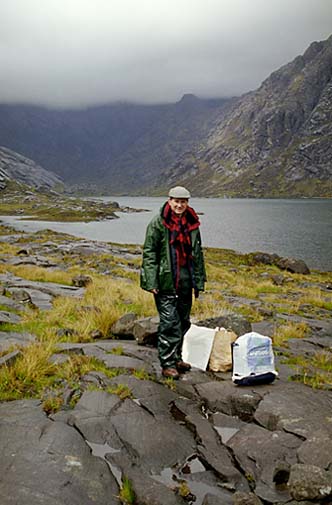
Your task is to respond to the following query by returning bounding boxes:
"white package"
[232,331,278,381]
[182,324,217,370]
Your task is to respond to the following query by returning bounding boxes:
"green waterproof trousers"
[154,267,192,369]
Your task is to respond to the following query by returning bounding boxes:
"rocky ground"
[0,225,332,505]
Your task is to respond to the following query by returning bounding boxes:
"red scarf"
[162,202,200,289]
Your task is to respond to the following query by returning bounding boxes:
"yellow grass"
[3,264,73,284]
[272,321,309,347]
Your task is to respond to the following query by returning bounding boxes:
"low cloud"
[0,0,331,107]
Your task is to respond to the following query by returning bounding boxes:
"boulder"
[287,463,332,501]
[276,257,310,275]
[111,312,137,338]
[72,274,92,287]
[133,316,159,345]
[248,252,310,274]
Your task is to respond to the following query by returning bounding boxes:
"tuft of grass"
[0,340,57,401]
[272,321,309,347]
[297,289,332,311]
[176,481,192,498]
[163,377,177,391]
[284,351,332,389]
[42,395,64,415]
[109,346,124,355]
[107,384,133,400]
[119,476,136,505]
[132,369,154,381]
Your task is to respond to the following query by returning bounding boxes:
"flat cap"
[168,186,191,198]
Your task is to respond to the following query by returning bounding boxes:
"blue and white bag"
[232,332,278,386]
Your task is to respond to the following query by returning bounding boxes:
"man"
[141,186,206,379]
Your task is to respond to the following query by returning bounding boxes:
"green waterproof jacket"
[140,205,206,293]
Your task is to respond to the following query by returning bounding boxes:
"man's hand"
[150,289,159,295]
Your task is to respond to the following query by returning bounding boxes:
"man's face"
[168,198,189,215]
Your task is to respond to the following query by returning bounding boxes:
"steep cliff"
[169,35,332,197]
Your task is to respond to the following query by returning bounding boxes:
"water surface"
[1,197,331,271]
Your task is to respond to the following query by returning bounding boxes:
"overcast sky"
[0,0,331,108]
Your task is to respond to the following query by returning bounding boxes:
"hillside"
[0,146,63,192]
[170,35,332,197]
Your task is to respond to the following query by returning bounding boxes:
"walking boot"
[176,361,191,372]
[162,367,180,379]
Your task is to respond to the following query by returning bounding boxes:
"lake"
[1,197,332,271]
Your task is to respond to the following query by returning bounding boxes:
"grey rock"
[9,286,54,310]
[9,288,32,303]
[249,252,311,274]
[0,293,28,310]
[110,399,195,473]
[0,399,120,505]
[133,315,159,345]
[72,274,92,287]
[69,390,123,445]
[276,257,310,275]
[287,463,332,501]
[185,470,234,505]
[197,313,251,336]
[251,320,277,337]
[107,375,178,417]
[111,311,138,338]
[90,329,104,339]
[195,381,263,421]
[185,412,249,491]
[0,330,36,352]
[8,254,58,268]
[254,382,332,437]
[297,434,332,469]
[232,491,263,505]
[202,495,232,505]
[0,310,21,324]
[0,273,85,298]
[0,349,22,367]
[228,423,301,503]
[84,345,152,372]
[276,312,332,333]
[108,452,186,505]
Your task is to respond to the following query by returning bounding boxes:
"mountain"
[0,35,331,197]
[169,35,332,197]
[0,146,63,192]
[0,96,231,194]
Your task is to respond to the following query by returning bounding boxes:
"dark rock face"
[0,400,120,504]
[2,336,332,504]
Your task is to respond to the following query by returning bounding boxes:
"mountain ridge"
[0,34,331,197]
[169,35,332,197]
